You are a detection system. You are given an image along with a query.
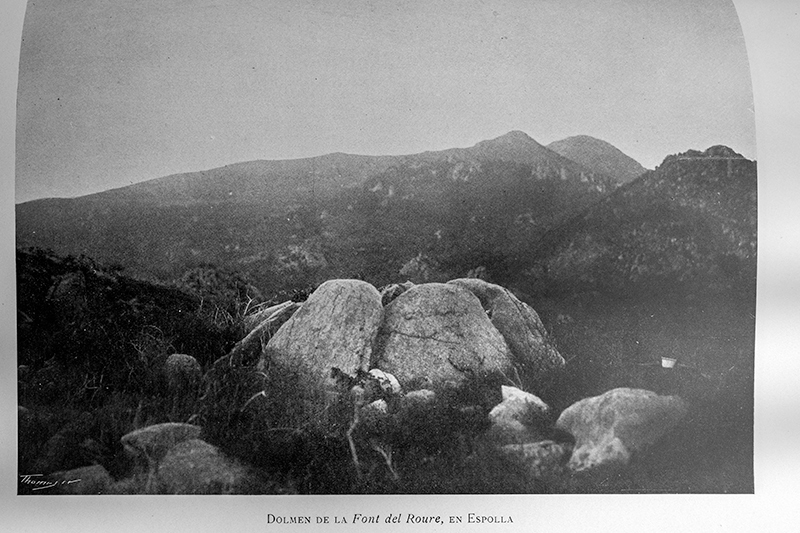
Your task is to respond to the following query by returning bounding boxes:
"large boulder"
[256,279,384,434]
[447,278,564,389]
[372,283,514,393]
[555,388,688,472]
[155,439,253,494]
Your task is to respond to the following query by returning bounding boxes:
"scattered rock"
[373,283,515,392]
[500,440,570,480]
[358,399,391,434]
[164,354,202,394]
[242,300,301,333]
[121,422,202,465]
[487,386,551,444]
[31,411,96,473]
[379,281,415,306]
[156,439,252,494]
[399,389,437,417]
[555,388,688,472]
[257,279,384,434]
[46,271,88,323]
[47,464,114,495]
[447,278,565,388]
[364,369,402,399]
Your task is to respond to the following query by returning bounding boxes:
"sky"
[15,0,755,202]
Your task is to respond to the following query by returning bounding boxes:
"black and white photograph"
[2,0,799,530]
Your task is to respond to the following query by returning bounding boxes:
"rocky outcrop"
[555,388,688,472]
[447,278,565,389]
[372,283,515,392]
[256,279,384,434]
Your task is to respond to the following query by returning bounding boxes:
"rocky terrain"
[16,136,755,494]
[17,249,753,494]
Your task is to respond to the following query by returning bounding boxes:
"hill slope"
[16,131,615,292]
[521,145,757,296]
[547,135,647,184]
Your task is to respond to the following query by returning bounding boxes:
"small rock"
[487,386,551,444]
[164,354,202,394]
[500,440,569,480]
[365,369,402,399]
[401,389,437,411]
[358,400,391,434]
[156,439,252,494]
[242,300,301,333]
[47,464,114,495]
[121,422,201,465]
[379,281,415,306]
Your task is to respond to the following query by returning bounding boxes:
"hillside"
[547,135,647,184]
[521,146,757,297]
[16,131,616,293]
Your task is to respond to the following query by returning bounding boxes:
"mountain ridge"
[522,146,757,296]
[20,131,617,210]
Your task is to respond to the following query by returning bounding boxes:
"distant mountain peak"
[660,145,748,167]
[499,130,534,141]
[703,145,745,158]
[467,130,550,160]
[479,130,537,146]
[546,135,647,184]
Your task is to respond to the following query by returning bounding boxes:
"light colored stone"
[500,440,569,479]
[365,369,402,398]
[487,386,551,444]
[447,278,564,388]
[401,389,437,410]
[256,279,384,434]
[556,387,688,472]
[242,300,301,333]
[379,281,415,306]
[156,439,251,494]
[373,283,514,391]
[121,422,201,464]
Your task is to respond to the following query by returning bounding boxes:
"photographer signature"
[19,474,81,491]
